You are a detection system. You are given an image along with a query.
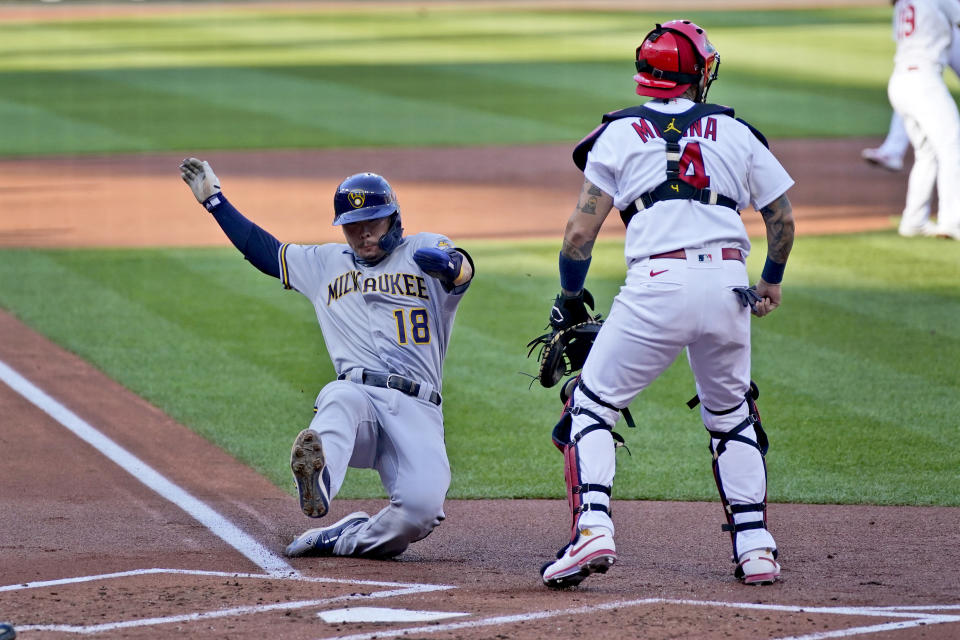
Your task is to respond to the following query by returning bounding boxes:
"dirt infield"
[0,138,909,249]
[1,142,959,639]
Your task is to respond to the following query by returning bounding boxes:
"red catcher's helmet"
[634,20,720,101]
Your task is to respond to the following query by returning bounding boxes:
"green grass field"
[0,4,946,154]
[1,4,958,507]
[0,234,957,506]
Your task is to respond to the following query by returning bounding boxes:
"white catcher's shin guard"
[702,385,779,584]
[541,386,620,589]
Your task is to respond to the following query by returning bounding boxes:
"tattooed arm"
[560,178,615,296]
[754,192,795,317]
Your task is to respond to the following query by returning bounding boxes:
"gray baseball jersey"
[279,232,468,558]
[279,232,464,391]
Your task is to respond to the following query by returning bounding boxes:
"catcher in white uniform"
[884,0,960,239]
[535,20,795,588]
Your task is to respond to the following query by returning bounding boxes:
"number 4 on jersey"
[679,142,709,189]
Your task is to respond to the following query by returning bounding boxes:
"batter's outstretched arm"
[180,157,282,279]
[559,178,614,296]
[208,198,283,279]
[754,192,795,317]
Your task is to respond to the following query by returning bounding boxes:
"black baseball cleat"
[285,512,370,557]
[0,622,16,640]
[290,429,331,518]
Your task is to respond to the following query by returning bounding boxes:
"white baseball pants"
[889,66,960,238]
[569,248,775,555]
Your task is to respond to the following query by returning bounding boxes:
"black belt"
[337,370,441,406]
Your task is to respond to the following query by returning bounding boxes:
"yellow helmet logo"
[348,190,366,208]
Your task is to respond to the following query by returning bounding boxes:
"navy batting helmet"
[333,172,404,255]
[333,172,398,225]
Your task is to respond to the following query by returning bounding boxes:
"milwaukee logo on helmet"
[347,191,366,208]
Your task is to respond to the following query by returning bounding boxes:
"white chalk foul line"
[8,568,453,634]
[0,360,294,577]
[17,586,451,634]
[770,618,960,640]
[0,568,451,593]
[320,597,960,640]
[859,604,960,611]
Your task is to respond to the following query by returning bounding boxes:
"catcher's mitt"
[526,290,603,388]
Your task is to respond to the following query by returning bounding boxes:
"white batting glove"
[179,157,222,204]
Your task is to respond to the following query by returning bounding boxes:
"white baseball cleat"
[285,512,370,557]
[898,222,939,238]
[934,226,960,240]
[737,548,781,585]
[291,429,331,518]
[861,147,904,172]
[541,527,617,589]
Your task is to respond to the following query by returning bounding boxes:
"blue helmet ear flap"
[378,212,404,254]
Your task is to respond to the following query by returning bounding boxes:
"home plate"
[319,607,470,623]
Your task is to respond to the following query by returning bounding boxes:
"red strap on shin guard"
[563,443,583,541]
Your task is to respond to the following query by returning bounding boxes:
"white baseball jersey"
[583,98,794,262]
[279,233,463,391]
[566,99,793,557]
[888,0,960,238]
[893,0,960,69]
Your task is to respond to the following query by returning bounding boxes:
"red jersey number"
[897,3,916,39]
[679,142,710,190]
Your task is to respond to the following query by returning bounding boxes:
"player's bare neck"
[354,252,388,268]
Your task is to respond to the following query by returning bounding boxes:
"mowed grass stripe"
[0,95,151,154]
[0,57,914,156]
[0,8,890,72]
[3,4,950,153]
[0,233,956,505]
[99,66,583,146]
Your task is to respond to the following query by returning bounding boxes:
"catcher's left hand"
[526,290,603,388]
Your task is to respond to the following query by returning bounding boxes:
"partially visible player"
[180,159,474,558]
[882,0,960,239]
[538,20,794,588]
[862,22,960,174]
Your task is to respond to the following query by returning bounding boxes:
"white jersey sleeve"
[746,133,794,211]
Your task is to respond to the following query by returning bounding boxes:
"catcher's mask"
[634,20,720,102]
[333,172,403,254]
